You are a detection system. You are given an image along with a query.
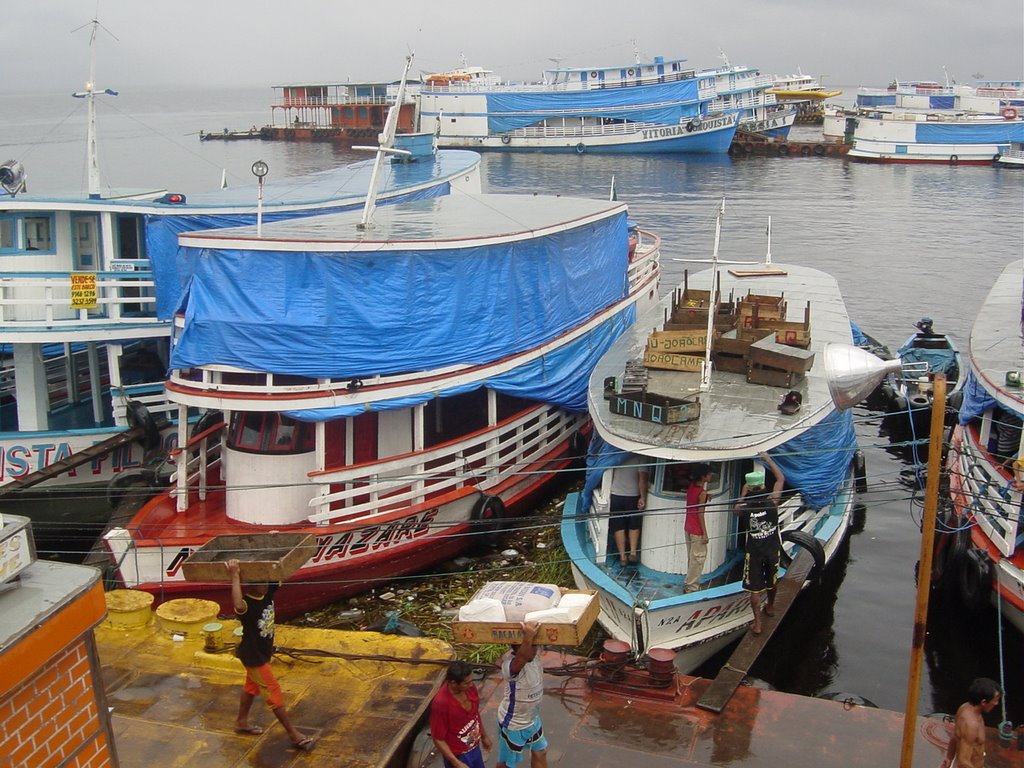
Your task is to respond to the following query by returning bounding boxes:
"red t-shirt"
[430,683,482,757]
[684,483,707,536]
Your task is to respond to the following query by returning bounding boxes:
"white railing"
[308,406,579,524]
[957,430,1019,557]
[423,68,701,94]
[0,271,161,326]
[275,95,397,108]
[171,419,224,512]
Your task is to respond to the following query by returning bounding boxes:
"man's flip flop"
[291,737,316,752]
[234,726,263,735]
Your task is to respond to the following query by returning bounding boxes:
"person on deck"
[226,559,314,752]
[608,455,650,566]
[941,677,1002,768]
[684,464,714,593]
[497,620,547,768]
[430,660,492,768]
[734,452,785,636]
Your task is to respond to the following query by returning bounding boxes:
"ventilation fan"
[0,160,27,196]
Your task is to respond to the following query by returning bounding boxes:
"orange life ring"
[1002,107,1018,120]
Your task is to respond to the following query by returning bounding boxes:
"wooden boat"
[941,260,1024,634]
[0,32,482,550]
[101,189,662,618]
[561,207,860,671]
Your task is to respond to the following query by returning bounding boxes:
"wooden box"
[609,389,701,424]
[647,329,711,354]
[738,292,787,326]
[181,533,315,583]
[451,589,600,646]
[643,349,704,373]
[713,351,748,374]
[771,322,811,348]
[747,365,805,388]
[714,328,771,356]
[748,336,816,373]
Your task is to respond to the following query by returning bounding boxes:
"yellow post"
[899,373,947,768]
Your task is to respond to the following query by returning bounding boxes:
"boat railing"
[306,405,579,524]
[505,116,728,141]
[170,418,225,512]
[957,428,1019,557]
[422,68,710,94]
[1000,148,1024,160]
[0,270,162,328]
[113,383,178,424]
[628,232,661,289]
[275,95,397,108]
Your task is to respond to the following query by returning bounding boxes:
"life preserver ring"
[958,547,992,610]
[780,529,827,582]
[949,155,959,165]
[501,134,511,145]
[1002,107,1018,120]
[470,494,507,548]
[589,71,599,79]
[126,400,162,452]
[800,146,812,156]
[575,143,586,154]
[814,144,826,156]
[627,68,636,76]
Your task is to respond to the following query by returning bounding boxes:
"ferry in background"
[561,208,861,670]
[417,54,738,154]
[0,40,482,548]
[101,187,662,618]
[944,260,1024,635]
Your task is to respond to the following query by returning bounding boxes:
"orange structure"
[0,516,113,768]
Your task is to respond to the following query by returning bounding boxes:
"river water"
[4,85,1022,722]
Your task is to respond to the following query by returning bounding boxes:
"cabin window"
[0,217,13,250]
[658,461,723,496]
[227,412,315,454]
[423,389,489,448]
[0,213,55,253]
[116,215,145,260]
[24,216,53,251]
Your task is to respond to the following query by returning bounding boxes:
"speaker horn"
[0,160,27,196]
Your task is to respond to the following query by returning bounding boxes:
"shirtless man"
[940,677,1001,768]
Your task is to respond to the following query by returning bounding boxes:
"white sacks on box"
[457,597,506,622]
[472,581,561,623]
[553,592,592,622]
[523,607,571,623]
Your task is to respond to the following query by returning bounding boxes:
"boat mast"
[72,19,118,199]
[701,199,725,392]
[765,215,772,265]
[357,53,414,230]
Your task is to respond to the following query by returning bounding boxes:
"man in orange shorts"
[226,559,314,751]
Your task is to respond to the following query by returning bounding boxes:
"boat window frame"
[0,212,56,255]
[227,411,316,455]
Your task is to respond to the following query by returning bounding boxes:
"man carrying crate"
[497,620,548,768]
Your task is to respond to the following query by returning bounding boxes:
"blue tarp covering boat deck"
[167,195,631,416]
[485,79,701,132]
[915,121,1024,144]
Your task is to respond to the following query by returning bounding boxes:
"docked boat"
[994,140,1024,168]
[699,54,796,139]
[767,70,841,124]
[847,109,1024,164]
[0,42,482,548]
[101,186,662,618]
[942,260,1024,634]
[417,55,738,154]
[560,207,860,670]
[878,318,963,446]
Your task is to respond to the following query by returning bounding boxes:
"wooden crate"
[181,533,315,583]
[714,328,771,356]
[713,351,748,374]
[609,390,701,424]
[643,349,704,373]
[647,328,711,353]
[451,589,600,646]
[747,365,805,388]
[760,302,811,347]
[748,335,816,373]
[738,292,787,326]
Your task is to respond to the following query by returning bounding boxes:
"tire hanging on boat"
[800,146,812,157]
[931,510,968,590]
[814,144,826,156]
[853,450,867,492]
[470,493,507,548]
[501,134,511,145]
[958,547,992,610]
[780,529,826,582]
[126,400,161,452]
[575,143,586,154]
[949,155,959,165]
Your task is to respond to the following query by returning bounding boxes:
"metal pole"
[898,373,947,768]
[256,177,264,238]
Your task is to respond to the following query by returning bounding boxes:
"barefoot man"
[941,677,1001,768]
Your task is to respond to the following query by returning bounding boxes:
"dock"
[729,129,849,158]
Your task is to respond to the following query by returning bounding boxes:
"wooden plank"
[696,549,815,713]
[647,329,710,353]
[643,349,704,372]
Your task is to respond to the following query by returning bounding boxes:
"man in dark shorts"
[734,452,785,635]
[608,455,650,566]
[226,559,314,751]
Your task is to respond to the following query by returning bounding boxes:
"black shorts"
[608,494,642,533]
[742,550,780,593]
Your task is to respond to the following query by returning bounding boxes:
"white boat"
[847,110,1024,164]
[994,140,1024,168]
[0,41,481,544]
[417,55,738,154]
[101,187,662,617]
[942,260,1024,634]
[561,208,860,670]
[700,54,796,139]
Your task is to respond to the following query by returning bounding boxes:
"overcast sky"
[4,1,1021,93]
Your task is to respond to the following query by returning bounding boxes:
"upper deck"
[969,260,1024,413]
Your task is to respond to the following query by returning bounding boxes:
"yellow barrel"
[104,589,155,628]
[155,598,221,637]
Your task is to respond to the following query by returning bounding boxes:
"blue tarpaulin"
[915,121,1024,144]
[958,370,1000,423]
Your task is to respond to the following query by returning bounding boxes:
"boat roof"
[547,56,690,75]
[0,150,481,214]
[179,193,627,251]
[589,263,853,461]
[969,260,1024,413]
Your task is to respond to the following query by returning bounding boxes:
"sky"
[3,1,1022,93]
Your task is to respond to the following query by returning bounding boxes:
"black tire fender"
[908,393,931,413]
[470,494,507,547]
[575,143,586,154]
[126,400,161,452]
[190,409,224,441]
[950,155,959,165]
[853,449,867,492]
[932,511,966,589]
[958,547,992,610]
[501,134,511,145]
[107,470,153,509]
[780,529,827,582]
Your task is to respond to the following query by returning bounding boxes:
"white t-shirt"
[609,456,645,497]
[497,652,544,729]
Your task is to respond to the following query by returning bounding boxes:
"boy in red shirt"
[431,661,492,768]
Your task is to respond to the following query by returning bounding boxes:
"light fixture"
[822,343,903,410]
[251,160,269,237]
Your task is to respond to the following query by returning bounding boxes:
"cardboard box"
[181,533,315,583]
[451,589,600,646]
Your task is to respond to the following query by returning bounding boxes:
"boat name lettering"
[311,509,440,563]
[641,117,731,140]
[657,596,750,634]
[0,435,178,481]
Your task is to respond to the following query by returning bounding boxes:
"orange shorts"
[243,662,284,709]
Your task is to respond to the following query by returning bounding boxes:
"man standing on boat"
[497,620,547,768]
[608,455,650,566]
[941,678,1002,768]
[734,453,785,636]
[684,464,714,593]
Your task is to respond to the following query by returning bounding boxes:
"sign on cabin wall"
[646,329,709,352]
[70,272,97,309]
